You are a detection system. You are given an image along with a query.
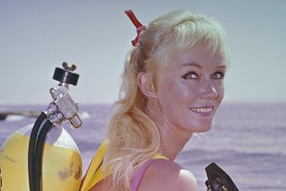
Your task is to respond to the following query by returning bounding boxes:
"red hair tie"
[125,10,146,46]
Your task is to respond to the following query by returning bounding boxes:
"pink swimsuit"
[131,159,157,191]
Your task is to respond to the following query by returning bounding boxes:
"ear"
[137,72,157,98]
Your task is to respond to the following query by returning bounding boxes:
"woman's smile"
[190,106,213,114]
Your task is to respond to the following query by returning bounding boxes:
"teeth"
[191,107,212,113]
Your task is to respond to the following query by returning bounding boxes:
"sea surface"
[0,102,285,191]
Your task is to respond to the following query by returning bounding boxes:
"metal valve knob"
[52,62,79,86]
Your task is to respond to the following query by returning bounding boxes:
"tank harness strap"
[80,140,109,191]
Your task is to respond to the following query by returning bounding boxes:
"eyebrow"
[181,63,202,68]
[181,63,226,69]
[217,65,226,69]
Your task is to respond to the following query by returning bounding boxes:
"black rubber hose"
[28,112,47,191]
[34,120,53,191]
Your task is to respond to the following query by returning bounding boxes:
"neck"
[159,127,192,160]
[146,101,193,160]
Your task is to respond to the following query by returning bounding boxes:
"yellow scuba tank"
[0,123,82,191]
[0,62,82,191]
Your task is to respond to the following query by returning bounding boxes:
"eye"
[211,72,225,79]
[182,72,198,79]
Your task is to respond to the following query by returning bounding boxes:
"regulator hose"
[34,120,53,191]
[28,112,47,191]
[28,112,53,191]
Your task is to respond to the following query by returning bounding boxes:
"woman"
[80,9,230,191]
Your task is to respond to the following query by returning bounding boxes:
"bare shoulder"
[138,159,197,191]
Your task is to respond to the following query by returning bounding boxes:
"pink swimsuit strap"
[131,159,156,191]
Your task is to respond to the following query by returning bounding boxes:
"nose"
[200,79,219,100]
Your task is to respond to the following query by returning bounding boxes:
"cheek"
[157,78,197,104]
[216,82,225,101]
[156,79,179,106]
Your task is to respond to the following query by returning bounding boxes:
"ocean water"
[0,102,285,191]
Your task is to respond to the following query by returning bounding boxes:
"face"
[153,43,226,134]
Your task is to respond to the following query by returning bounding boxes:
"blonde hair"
[103,9,230,190]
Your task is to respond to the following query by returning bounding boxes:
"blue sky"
[0,0,285,104]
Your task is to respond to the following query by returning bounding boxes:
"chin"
[194,121,214,132]
[196,126,212,133]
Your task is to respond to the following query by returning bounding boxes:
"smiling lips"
[190,107,213,113]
